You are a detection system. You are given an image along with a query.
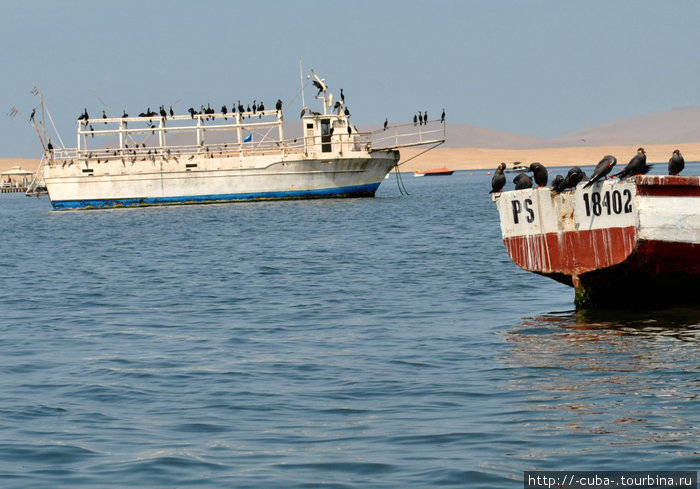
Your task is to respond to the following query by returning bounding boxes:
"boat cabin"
[301,113,362,156]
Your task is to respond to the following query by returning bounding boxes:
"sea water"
[0,168,698,488]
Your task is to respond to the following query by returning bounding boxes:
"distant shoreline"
[3,142,699,175]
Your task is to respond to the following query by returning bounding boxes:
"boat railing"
[45,131,376,166]
[369,120,446,150]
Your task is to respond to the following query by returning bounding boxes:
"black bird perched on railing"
[418,111,423,125]
[188,107,197,118]
[169,105,174,117]
[614,147,650,179]
[221,105,228,117]
[441,108,445,123]
[583,155,617,188]
[413,114,417,126]
[552,166,585,193]
[513,172,533,190]
[384,118,388,131]
[159,106,167,118]
[668,149,684,175]
[489,162,507,194]
[529,162,548,187]
[30,108,35,121]
[103,110,108,123]
[122,110,128,118]
[78,108,89,123]
[424,110,428,123]
[276,99,283,111]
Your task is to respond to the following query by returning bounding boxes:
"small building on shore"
[1,166,33,192]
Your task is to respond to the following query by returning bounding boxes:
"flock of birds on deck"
[76,99,285,126]
[489,148,687,194]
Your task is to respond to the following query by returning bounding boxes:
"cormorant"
[30,109,35,121]
[122,110,128,118]
[441,108,445,123]
[344,107,350,117]
[169,105,174,117]
[418,111,423,125]
[668,149,684,175]
[276,99,283,111]
[529,162,548,187]
[489,162,507,193]
[413,114,417,126]
[551,174,564,190]
[384,118,388,131]
[583,155,617,188]
[103,110,108,123]
[313,80,324,95]
[424,110,428,123]
[513,172,533,190]
[552,166,584,193]
[160,106,167,118]
[47,139,53,151]
[340,88,345,103]
[614,148,650,179]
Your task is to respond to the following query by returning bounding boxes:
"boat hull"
[494,176,700,308]
[45,153,399,210]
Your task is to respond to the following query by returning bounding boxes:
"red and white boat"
[492,175,700,308]
[414,167,454,177]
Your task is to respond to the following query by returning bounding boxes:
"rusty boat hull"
[493,175,700,308]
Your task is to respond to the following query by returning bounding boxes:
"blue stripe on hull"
[50,182,381,210]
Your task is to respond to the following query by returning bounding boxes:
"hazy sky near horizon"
[2,0,699,157]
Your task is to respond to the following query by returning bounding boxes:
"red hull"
[415,167,454,176]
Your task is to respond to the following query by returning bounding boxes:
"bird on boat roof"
[340,88,345,103]
[344,107,350,117]
[513,172,533,190]
[418,111,423,125]
[413,114,417,126]
[313,79,324,95]
[489,162,507,194]
[384,118,388,131]
[668,149,684,175]
[552,166,585,193]
[614,147,651,180]
[424,110,428,123]
[529,162,548,187]
[583,155,617,188]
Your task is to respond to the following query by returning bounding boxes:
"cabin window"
[321,119,331,153]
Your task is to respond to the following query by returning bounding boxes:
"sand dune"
[2,142,699,177]
[398,142,700,172]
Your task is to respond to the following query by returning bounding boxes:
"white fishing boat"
[27,71,444,210]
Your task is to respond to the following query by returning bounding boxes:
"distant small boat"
[504,162,529,173]
[414,167,454,177]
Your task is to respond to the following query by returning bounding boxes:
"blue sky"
[2,0,699,157]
